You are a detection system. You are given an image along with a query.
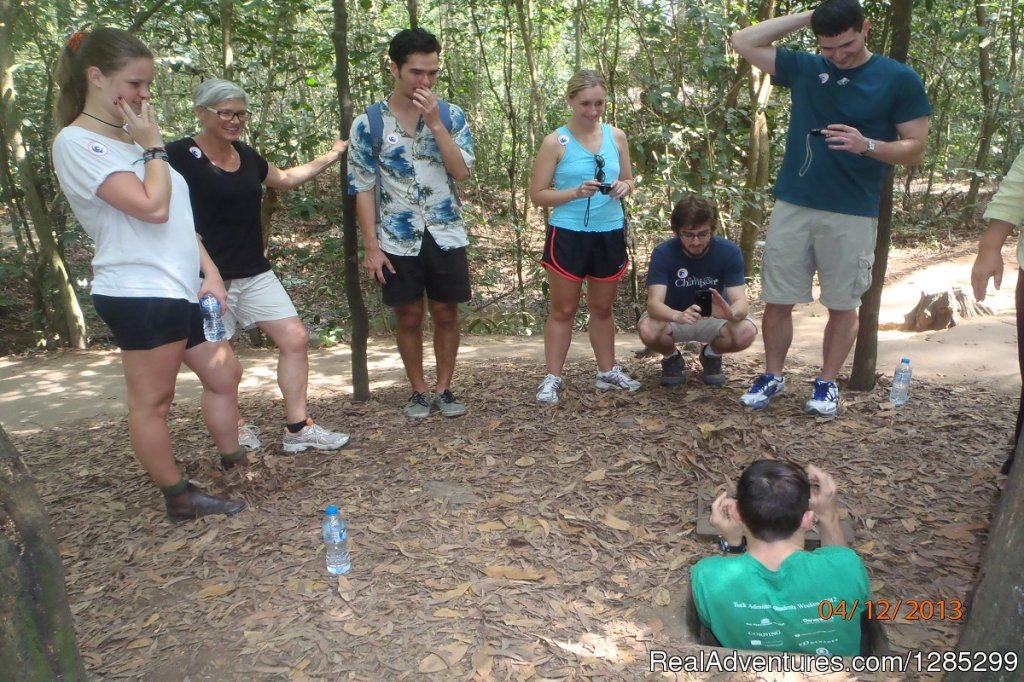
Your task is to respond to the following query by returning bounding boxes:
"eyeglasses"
[203,106,249,122]
[594,154,606,182]
[680,230,712,241]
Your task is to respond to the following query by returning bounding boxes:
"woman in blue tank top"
[529,70,639,404]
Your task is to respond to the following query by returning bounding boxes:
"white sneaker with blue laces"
[804,378,839,416]
[739,373,787,409]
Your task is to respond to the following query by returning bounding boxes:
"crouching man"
[638,195,756,386]
[691,460,869,656]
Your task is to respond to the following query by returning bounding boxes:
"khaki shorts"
[640,312,739,344]
[222,270,299,338]
[761,200,878,310]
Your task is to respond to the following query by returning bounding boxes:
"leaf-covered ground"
[14,348,1011,681]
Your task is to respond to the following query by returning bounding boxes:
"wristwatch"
[719,536,747,554]
[861,139,876,156]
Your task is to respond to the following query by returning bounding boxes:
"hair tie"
[67,29,87,53]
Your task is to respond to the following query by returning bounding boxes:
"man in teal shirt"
[730,0,931,416]
[691,460,869,656]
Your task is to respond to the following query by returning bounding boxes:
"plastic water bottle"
[199,294,227,342]
[889,358,912,406]
[322,505,351,575]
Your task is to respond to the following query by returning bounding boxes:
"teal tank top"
[550,124,624,232]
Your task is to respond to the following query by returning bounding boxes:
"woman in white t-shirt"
[52,27,246,521]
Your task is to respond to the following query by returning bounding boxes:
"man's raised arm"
[729,10,815,75]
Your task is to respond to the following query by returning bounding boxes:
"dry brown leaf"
[438,581,473,600]
[653,587,671,606]
[475,521,506,532]
[343,622,373,636]
[483,565,546,581]
[697,422,717,439]
[432,608,463,618]
[601,513,631,531]
[159,538,186,553]
[126,637,152,650]
[196,582,235,600]
[515,456,536,467]
[418,653,448,673]
[583,469,606,482]
[472,647,494,677]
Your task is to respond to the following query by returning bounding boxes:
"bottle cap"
[901,357,910,363]
[325,505,339,515]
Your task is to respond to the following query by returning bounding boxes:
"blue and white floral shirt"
[348,101,475,256]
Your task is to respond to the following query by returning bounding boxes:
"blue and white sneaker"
[804,378,839,416]
[739,373,787,409]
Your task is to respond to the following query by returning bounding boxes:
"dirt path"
[0,243,1017,435]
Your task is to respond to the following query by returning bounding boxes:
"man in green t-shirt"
[691,460,869,656]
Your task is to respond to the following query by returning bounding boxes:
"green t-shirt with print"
[691,546,869,656]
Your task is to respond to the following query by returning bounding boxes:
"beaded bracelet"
[142,147,168,163]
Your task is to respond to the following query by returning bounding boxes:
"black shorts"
[93,295,206,350]
[541,225,628,282]
[382,230,471,306]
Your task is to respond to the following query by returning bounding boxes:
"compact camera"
[597,183,613,195]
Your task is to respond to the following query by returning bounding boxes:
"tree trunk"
[959,0,997,222]
[849,0,913,390]
[734,0,775,276]
[220,0,234,80]
[407,0,418,29]
[0,425,86,680]
[947,435,1024,682]
[0,1,86,349]
[332,0,370,401]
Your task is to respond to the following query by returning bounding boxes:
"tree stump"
[900,287,993,332]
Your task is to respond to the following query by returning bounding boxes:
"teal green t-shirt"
[691,546,869,656]
[772,49,932,217]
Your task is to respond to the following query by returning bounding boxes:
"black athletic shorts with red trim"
[540,225,628,282]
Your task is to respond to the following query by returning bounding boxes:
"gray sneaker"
[404,391,434,418]
[237,422,262,450]
[660,351,685,386]
[282,420,351,452]
[699,345,726,385]
[434,389,467,417]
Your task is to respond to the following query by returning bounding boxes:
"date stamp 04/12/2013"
[819,598,964,621]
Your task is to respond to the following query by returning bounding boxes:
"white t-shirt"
[52,126,201,301]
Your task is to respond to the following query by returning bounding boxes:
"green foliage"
[2,0,1024,351]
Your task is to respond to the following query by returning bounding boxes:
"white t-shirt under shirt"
[52,126,201,302]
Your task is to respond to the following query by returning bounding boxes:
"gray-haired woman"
[166,79,350,453]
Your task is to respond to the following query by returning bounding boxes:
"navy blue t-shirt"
[646,236,746,312]
[772,49,932,217]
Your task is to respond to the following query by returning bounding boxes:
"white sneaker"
[739,373,787,409]
[282,419,351,452]
[595,366,642,392]
[238,422,262,450]
[536,374,565,404]
[804,378,839,416]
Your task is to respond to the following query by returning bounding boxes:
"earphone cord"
[798,132,813,177]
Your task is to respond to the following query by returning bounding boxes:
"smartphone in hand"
[696,289,712,317]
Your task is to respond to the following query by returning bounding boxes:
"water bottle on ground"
[322,505,351,575]
[889,358,912,406]
[199,294,227,342]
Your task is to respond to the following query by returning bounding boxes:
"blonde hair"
[565,69,607,99]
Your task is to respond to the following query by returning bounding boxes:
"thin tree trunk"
[959,0,997,221]
[0,425,86,680]
[849,0,913,390]
[0,2,86,348]
[407,0,418,29]
[736,0,775,277]
[220,0,234,80]
[332,0,370,401]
